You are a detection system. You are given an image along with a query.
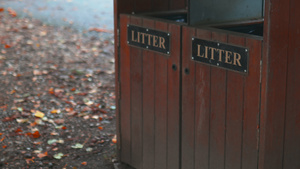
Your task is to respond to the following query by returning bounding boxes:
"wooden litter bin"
[114,0,300,169]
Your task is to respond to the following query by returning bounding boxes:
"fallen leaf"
[88,28,113,33]
[34,110,45,118]
[0,133,3,136]
[81,162,87,165]
[32,131,41,138]
[7,8,17,17]
[2,145,7,148]
[16,118,29,123]
[71,143,84,149]
[47,139,58,145]
[37,152,48,158]
[0,136,5,142]
[53,153,64,159]
[51,109,61,114]
[0,8,4,12]
[15,128,23,133]
[4,44,11,49]
[98,126,103,130]
[54,119,64,124]
[112,135,117,144]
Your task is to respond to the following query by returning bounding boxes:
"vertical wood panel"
[114,0,120,160]
[154,21,168,169]
[259,0,289,168]
[119,14,131,165]
[242,38,261,169]
[169,0,186,10]
[142,18,155,169]
[130,16,143,169]
[135,0,153,13]
[153,0,169,11]
[225,35,245,169]
[283,0,300,168]
[194,29,212,169]
[167,23,181,169]
[210,32,227,169]
[181,26,196,169]
[118,0,134,14]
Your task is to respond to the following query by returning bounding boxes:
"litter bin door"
[118,14,181,169]
[181,26,262,169]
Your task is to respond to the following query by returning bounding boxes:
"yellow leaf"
[34,111,45,118]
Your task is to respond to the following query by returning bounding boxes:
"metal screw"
[146,46,148,49]
[167,51,170,54]
[127,25,129,27]
[217,43,220,46]
[192,57,194,59]
[217,63,219,66]
[168,33,170,36]
[132,12,135,14]
[127,41,129,44]
[244,70,247,72]
[245,49,248,52]
[192,38,194,41]
[146,29,149,32]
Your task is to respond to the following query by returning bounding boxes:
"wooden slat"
[135,0,153,13]
[119,14,131,165]
[114,0,120,160]
[117,0,134,14]
[154,21,168,169]
[181,26,196,169]
[130,16,143,169]
[142,18,155,169]
[242,38,261,169]
[167,23,181,169]
[283,0,300,168]
[259,0,290,168]
[225,35,245,169]
[153,0,169,11]
[209,32,227,169]
[182,26,195,168]
[194,29,212,169]
[169,0,186,10]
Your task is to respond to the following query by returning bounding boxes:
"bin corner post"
[114,0,121,162]
[259,0,300,169]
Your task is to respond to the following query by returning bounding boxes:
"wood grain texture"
[225,35,245,169]
[119,14,131,165]
[283,0,300,168]
[129,16,143,169]
[114,0,120,160]
[167,23,181,169]
[154,20,168,169]
[209,32,227,169]
[259,0,290,168]
[169,0,186,10]
[242,38,261,169]
[194,28,212,169]
[135,0,153,13]
[141,18,155,169]
[181,26,196,169]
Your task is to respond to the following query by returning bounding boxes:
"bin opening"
[213,21,264,36]
[142,10,188,23]
[154,13,187,23]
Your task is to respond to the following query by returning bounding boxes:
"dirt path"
[0,9,117,169]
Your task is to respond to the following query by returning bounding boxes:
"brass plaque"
[127,25,170,55]
[192,38,249,73]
